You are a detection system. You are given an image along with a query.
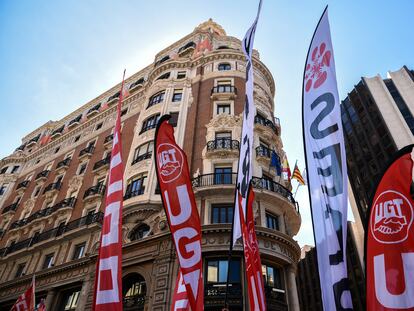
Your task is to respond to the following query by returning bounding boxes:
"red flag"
[238,186,266,311]
[155,115,203,311]
[10,276,35,311]
[171,270,190,311]
[36,299,46,311]
[93,71,126,311]
[366,145,414,310]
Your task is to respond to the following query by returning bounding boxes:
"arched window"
[218,63,231,71]
[123,273,146,309]
[129,224,150,241]
[147,91,165,108]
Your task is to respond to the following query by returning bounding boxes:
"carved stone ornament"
[23,198,35,213]
[68,175,84,192]
[206,113,241,130]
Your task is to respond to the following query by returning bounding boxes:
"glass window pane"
[212,207,219,224]
[218,260,228,283]
[267,266,274,287]
[207,261,218,283]
[229,260,241,283]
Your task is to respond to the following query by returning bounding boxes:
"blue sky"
[1,0,413,246]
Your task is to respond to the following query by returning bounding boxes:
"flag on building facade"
[232,0,262,247]
[36,299,46,311]
[93,71,126,311]
[171,270,190,311]
[366,144,414,310]
[282,157,291,181]
[302,7,353,311]
[238,186,266,310]
[155,115,203,311]
[10,275,35,311]
[292,162,306,185]
[270,150,282,176]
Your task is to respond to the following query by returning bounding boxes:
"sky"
[0,0,413,246]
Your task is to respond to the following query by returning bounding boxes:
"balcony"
[35,170,50,181]
[79,145,95,159]
[43,181,62,195]
[9,197,76,230]
[255,115,280,136]
[26,134,40,147]
[124,188,145,200]
[206,138,239,157]
[51,125,65,138]
[129,78,144,92]
[68,114,82,128]
[83,184,106,201]
[93,155,111,172]
[0,211,103,257]
[204,284,242,310]
[211,85,237,100]
[178,41,196,56]
[87,103,101,117]
[192,173,237,188]
[16,180,30,190]
[2,202,19,214]
[56,157,71,171]
[104,134,114,146]
[107,92,120,105]
[131,152,152,165]
[256,145,272,158]
[124,294,145,311]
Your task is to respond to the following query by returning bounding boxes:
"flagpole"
[293,183,300,199]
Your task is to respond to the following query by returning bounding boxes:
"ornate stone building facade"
[0,20,301,311]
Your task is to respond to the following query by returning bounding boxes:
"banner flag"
[302,7,353,311]
[292,162,306,185]
[366,145,414,310]
[155,115,203,311]
[10,275,35,311]
[239,185,266,310]
[171,270,190,311]
[232,0,262,247]
[93,71,126,311]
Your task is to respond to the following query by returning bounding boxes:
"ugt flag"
[366,145,414,310]
[302,7,353,311]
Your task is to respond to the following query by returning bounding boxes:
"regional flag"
[292,162,306,185]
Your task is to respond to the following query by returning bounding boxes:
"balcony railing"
[265,286,288,310]
[93,156,111,171]
[56,157,71,169]
[79,145,95,158]
[68,115,82,127]
[255,115,279,135]
[211,85,237,95]
[27,134,40,146]
[192,173,237,187]
[2,202,19,214]
[51,125,65,137]
[16,180,30,190]
[84,184,106,199]
[206,138,239,152]
[35,170,50,180]
[107,92,120,103]
[131,152,152,165]
[178,41,196,54]
[204,284,242,309]
[124,188,145,200]
[123,294,145,311]
[0,212,103,257]
[129,78,144,91]
[43,181,62,194]
[104,134,114,145]
[256,145,272,158]
[87,103,101,115]
[10,197,76,230]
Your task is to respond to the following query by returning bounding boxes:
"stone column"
[286,266,300,311]
[44,289,57,311]
[76,273,92,311]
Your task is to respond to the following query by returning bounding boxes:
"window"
[95,123,103,130]
[42,253,54,269]
[172,90,182,102]
[177,71,186,79]
[218,63,231,71]
[147,91,165,108]
[78,163,87,175]
[11,166,19,174]
[214,167,232,184]
[217,104,231,115]
[132,141,154,165]
[169,112,179,127]
[33,186,41,198]
[0,184,7,195]
[262,264,284,290]
[156,72,170,80]
[125,175,147,198]
[215,132,232,148]
[55,147,60,154]
[72,242,86,260]
[211,204,233,224]
[123,274,147,298]
[62,289,80,311]
[15,263,26,278]
[140,114,160,133]
[121,108,128,117]
[130,224,150,241]
[74,135,80,143]
[0,167,8,174]
[266,213,279,230]
[206,259,240,284]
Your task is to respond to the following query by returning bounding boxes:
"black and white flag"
[302,7,353,310]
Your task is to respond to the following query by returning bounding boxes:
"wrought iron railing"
[256,145,272,158]
[255,115,279,134]
[211,85,237,95]
[93,156,111,171]
[35,170,50,180]
[206,138,239,152]
[2,202,19,214]
[123,294,146,310]
[204,284,243,309]
[131,152,152,165]
[57,157,71,169]
[83,184,106,199]
[16,180,30,190]
[124,188,145,200]
[43,181,62,194]
[79,145,95,157]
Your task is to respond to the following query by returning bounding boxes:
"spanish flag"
[292,162,306,185]
[282,157,291,180]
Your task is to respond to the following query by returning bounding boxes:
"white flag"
[302,7,353,311]
[232,0,262,247]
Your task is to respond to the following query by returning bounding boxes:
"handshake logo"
[371,190,413,244]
